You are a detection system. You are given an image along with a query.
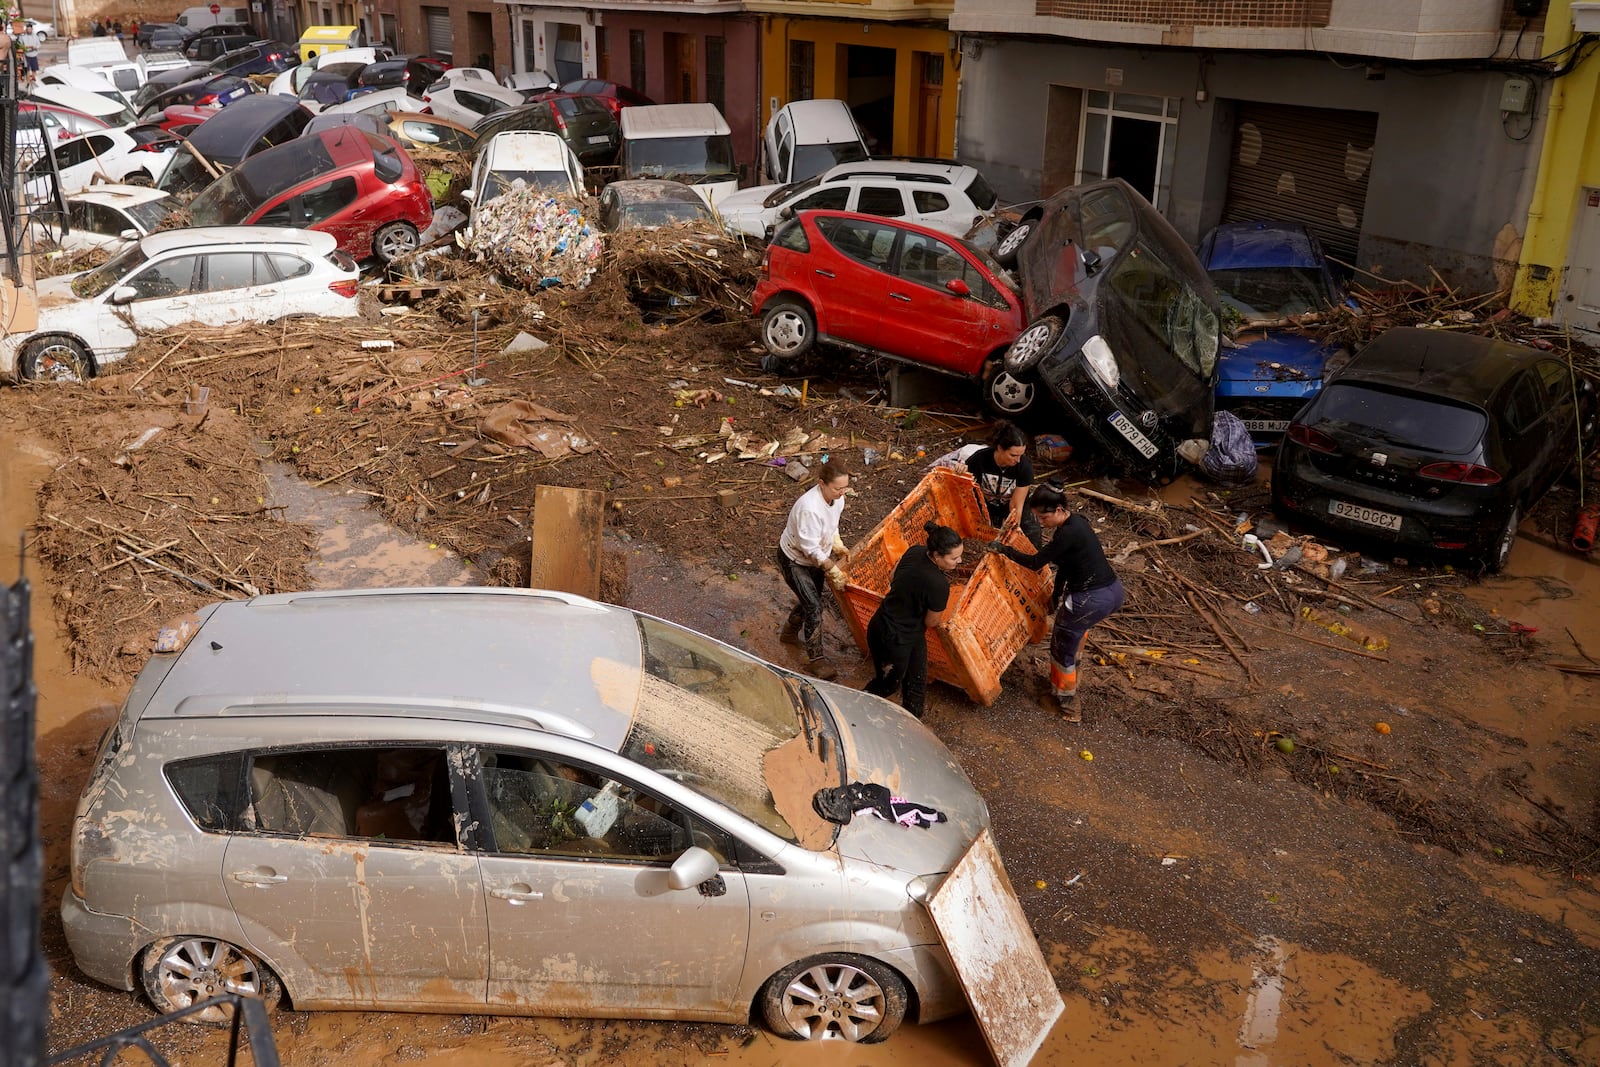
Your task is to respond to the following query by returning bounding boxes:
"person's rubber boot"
[808,654,837,681]
[1050,663,1081,722]
[779,615,803,647]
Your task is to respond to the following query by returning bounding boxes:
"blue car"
[1198,221,1355,445]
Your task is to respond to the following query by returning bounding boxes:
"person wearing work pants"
[864,522,961,719]
[778,462,850,680]
[994,483,1124,723]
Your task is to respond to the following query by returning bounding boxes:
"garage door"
[1222,102,1378,264]
[423,6,452,59]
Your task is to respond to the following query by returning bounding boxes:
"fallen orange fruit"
[1374,721,1392,735]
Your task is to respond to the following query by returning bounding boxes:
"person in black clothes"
[950,421,1042,548]
[993,483,1124,722]
[863,522,963,719]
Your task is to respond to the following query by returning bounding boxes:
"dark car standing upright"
[157,93,312,196]
[996,178,1222,476]
[1272,327,1597,571]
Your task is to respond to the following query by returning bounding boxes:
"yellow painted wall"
[759,15,959,158]
[1513,0,1600,316]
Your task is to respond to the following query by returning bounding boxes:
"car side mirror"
[108,285,138,305]
[666,846,720,890]
[1081,248,1103,276]
[118,228,139,241]
[460,187,475,202]
[777,205,795,221]
[945,278,970,297]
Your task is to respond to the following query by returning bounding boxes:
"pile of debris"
[464,188,603,289]
[598,223,764,322]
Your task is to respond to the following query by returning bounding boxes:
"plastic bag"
[1200,410,1258,486]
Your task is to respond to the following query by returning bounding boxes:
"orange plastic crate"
[834,467,1054,706]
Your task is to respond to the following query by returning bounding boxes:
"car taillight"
[1286,422,1339,454]
[552,110,566,131]
[329,279,359,298]
[267,52,282,61]
[422,93,432,103]
[195,93,218,106]
[1419,461,1501,485]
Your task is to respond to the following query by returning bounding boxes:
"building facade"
[952,0,1557,292]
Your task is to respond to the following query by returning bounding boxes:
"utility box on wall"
[1500,76,1533,114]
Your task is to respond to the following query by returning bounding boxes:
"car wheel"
[373,221,420,264]
[994,218,1034,269]
[20,336,91,383]
[760,953,907,1044]
[761,300,815,361]
[983,361,1039,417]
[1004,315,1063,375]
[1484,504,1521,574]
[139,936,281,1026]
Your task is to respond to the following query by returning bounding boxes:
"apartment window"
[789,40,814,102]
[706,35,725,114]
[1079,91,1179,212]
[521,19,537,75]
[630,30,646,93]
[596,25,608,80]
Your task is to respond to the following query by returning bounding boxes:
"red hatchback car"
[186,128,433,264]
[753,210,1032,415]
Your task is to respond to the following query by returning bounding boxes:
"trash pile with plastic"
[464,186,603,290]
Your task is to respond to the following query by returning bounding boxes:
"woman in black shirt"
[994,484,1124,722]
[863,522,963,719]
[951,421,1043,548]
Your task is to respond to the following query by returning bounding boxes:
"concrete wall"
[956,37,1541,290]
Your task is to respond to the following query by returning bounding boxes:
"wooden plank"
[927,829,1065,1067]
[529,484,605,600]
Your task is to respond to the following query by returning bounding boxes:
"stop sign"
[209,3,219,12]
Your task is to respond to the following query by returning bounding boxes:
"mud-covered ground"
[4,270,1599,1065]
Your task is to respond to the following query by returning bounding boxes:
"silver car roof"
[141,588,641,750]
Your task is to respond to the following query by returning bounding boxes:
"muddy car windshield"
[484,170,570,199]
[1108,240,1220,379]
[72,245,146,298]
[1210,266,1331,321]
[622,616,832,841]
[628,135,736,180]
[794,141,867,178]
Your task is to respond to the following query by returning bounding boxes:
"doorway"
[1559,188,1600,334]
[844,44,896,154]
[913,52,943,156]
[1042,86,1083,197]
[1077,91,1178,211]
[665,32,696,103]
[467,10,494,73]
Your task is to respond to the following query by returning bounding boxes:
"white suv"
[717,159,999,241]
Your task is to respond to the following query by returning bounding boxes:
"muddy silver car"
[62,588,989,1042]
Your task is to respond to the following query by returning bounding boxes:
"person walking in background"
[937,421,1042,548]
[90,18,105,35]
[863,522,962,719]
[993,483,1123,723]
[777,462,851,680]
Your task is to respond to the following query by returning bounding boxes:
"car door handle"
[490,884,544,904]
[890,292,912,302]
[230,870,287,885]
[814,269,835,278]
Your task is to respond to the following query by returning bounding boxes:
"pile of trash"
[601,223,764,321]
[465,188,604,289]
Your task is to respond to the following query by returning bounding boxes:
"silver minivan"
[62,588,990,1042]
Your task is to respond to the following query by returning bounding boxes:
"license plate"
[1107,411,1159,458]
[1242,419,1289,433]
[1329,499,1402,531]
[587,135,610,144]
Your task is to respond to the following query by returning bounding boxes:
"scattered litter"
[481,399,595,459]
[360,339,395,350]
[503,331,549,354]
[465,188,602,289]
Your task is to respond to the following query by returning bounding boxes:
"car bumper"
[1042,359,1182,474]
[1273,451,1505,555]
[61,889,144,991]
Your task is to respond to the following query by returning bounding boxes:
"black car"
[148,27,192,51]
[206,40,298,78]
[995,178,1222,476]
[1272,327,1598,571]
[136,21,182,48]
[471,94,619,165]
[298,63,367,109]
[183,33,262,63]
[134,73,258,120]
[157,93,311,196]
[131,63,211,111]
[355,57,409,91]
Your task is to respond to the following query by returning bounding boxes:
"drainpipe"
[1513,0,1583,317]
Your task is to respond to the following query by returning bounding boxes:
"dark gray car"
[157,94,311,196]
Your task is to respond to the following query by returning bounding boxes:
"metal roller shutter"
[423,6,452,60]
[1222,102,1378,264]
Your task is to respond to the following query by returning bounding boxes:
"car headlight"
[1082,334,1119,389]
[906,873,945,903]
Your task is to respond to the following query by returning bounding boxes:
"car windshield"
[793,141,867,178]
[763,173,823,209]
[621,616,834,842]
[1312,382,1488,453]
[71,244,145,298]
[621,201,712,228]
[483,169,570,199]
[627,134,736,181]
[125,197,175,230]
[1107,239,1221,379]
[1209,266,1333,321]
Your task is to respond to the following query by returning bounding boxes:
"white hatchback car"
[465,130,584,228]
[57,185,176,253]
[24,126,180,198]
[421,73,524,127]
[2,228,360,382]
[717,159,1000,242]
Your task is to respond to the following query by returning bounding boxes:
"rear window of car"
[770,220,809,252]
[1312,382,1488,453]
[963,171,998,211]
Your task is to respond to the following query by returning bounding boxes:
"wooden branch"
[1234,614,1391,661]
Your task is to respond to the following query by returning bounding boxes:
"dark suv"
[207,40,298,78]
[471,93,619,165]
[183,32,263,63]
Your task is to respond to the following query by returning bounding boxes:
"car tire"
[373,221,420,264]
[139,936,281,1026]
[1004,315,1063,375]
[1483,504,1521,574]
[759,953,907,1044]
[983,359,1040,418]
[994,218,1034,269]
[761,300,815,362]
[19,336,92,383]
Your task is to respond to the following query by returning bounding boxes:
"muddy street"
[5,355,1599,1064]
